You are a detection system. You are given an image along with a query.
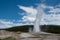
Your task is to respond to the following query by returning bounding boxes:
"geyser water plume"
[33,4,45,33]
[33,0,48,33]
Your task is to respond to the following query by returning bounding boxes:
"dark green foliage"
[41,25,60,34]
[0,37,16,40]
[47,25,60,34]
[1,25,33,32]
[0,25,60,34]
[41,25,49,32]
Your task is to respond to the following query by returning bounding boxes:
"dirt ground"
[0,30,60,40]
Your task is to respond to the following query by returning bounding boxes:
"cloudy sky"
[0,0,60,29]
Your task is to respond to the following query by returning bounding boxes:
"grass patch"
[1,37,16,40]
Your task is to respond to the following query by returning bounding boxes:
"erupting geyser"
[33,0,48,33]
[33,5,44,33]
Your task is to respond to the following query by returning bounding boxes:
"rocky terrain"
[0,30,60,40]
[0,25,60,40]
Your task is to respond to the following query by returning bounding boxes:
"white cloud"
[0,19,14,29]
[0,19,34,29]
[43,14,60,25]
[48,8,60,14]
[0,19,25,29]
[18,5,37,22]
[55,4,60,8]
[22,16,35,22]
[18,5,37,14]
[18,4,60,25]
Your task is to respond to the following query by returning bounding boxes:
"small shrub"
[2,37,16,40]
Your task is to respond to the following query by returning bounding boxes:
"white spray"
[33,0,46,33]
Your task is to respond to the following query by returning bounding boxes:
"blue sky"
[0,0,41,21]
[0,0,60,29]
